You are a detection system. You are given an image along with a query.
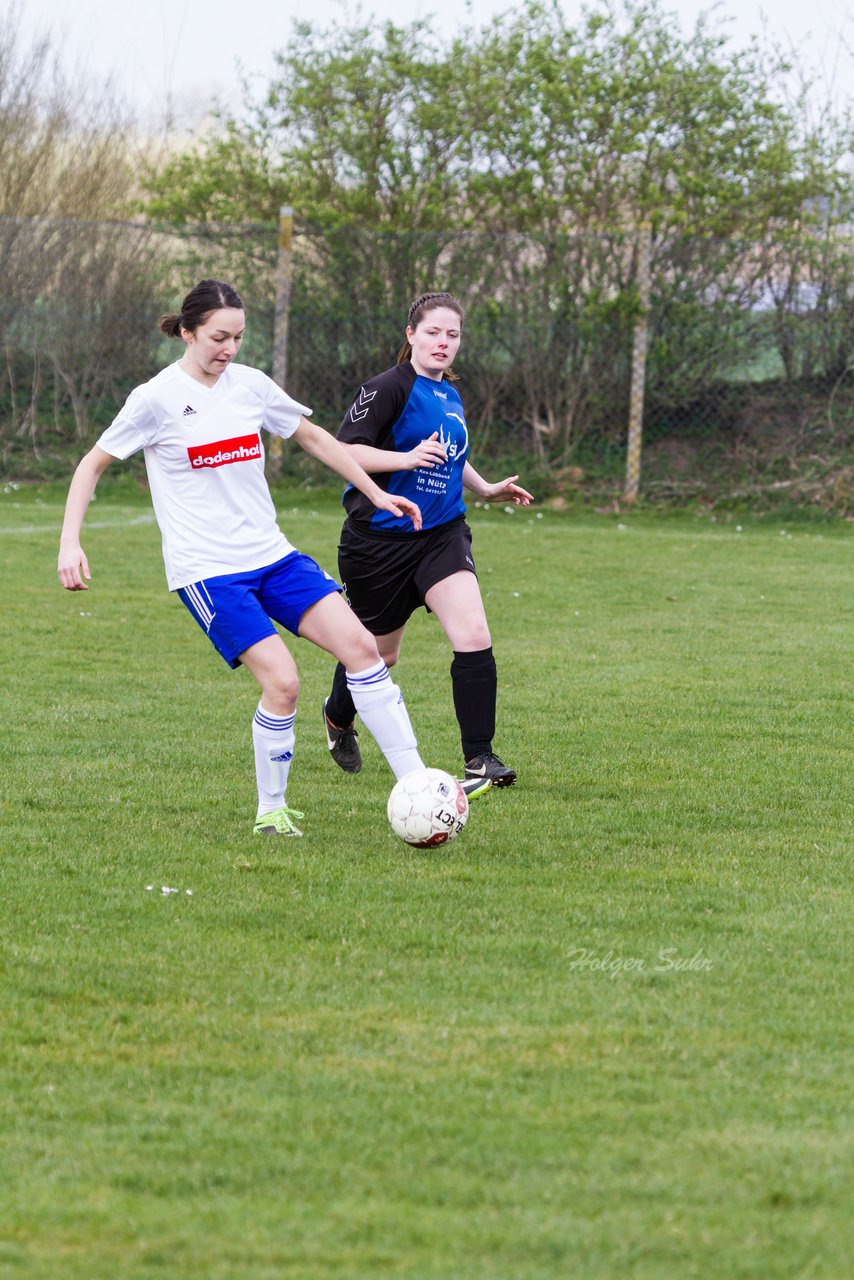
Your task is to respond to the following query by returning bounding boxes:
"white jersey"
[97,362,310,590]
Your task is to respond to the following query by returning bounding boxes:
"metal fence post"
[624,221,652,504]
[268,205,294,475]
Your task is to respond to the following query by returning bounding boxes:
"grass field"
[1,479,852,1279]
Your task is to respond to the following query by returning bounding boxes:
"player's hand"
[382,493,422,530]
[58,544,91,590]
[482,476,534,506]
[406,432,447,470]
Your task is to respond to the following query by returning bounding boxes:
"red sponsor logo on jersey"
[187,433,262,469]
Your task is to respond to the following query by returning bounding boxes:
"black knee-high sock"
[451,647,497,760]
[325,661,357,728]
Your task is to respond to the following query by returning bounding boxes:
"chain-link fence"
[1,214,851,509]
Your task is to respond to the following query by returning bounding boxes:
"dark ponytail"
[159,313,183,338]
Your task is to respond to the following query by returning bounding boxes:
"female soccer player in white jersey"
[321,291,533,792]
[57,278,430,837]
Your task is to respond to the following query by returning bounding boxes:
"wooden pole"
[268,205,294,475]
[624,221,652,505]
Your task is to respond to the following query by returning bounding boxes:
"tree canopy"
[142,0,852,239]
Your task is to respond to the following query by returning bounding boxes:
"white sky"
[10,0,854,131]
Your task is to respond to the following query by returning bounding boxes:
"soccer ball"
[387,768,469,848]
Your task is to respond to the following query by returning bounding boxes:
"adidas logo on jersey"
[183,405,197,416]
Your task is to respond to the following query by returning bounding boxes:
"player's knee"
[265,669,300,711]
[378,640,401,668]
[460,620,491,650]
[346,629,384,672]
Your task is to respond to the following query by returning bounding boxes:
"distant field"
[1,480,851,1279]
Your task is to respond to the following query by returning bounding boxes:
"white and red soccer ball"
[387,768,469,848]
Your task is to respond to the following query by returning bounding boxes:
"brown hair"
[397,291,464,380]
[159,279,245,338]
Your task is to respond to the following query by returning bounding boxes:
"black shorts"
[338,515,477,635]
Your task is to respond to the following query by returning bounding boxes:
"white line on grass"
[0,513,157,536]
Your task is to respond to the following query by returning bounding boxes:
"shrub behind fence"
[1,214,851,508]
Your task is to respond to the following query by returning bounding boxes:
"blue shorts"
[177,552,341,668]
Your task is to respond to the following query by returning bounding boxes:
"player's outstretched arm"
[58,446,116,590]
[462,461,534,506]
[343,432,448,474]
[293,418,422,529]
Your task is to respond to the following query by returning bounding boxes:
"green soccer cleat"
[253,806,305,837]
[458,775,493,800]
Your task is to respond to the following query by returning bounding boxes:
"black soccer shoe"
[464,751,517,788]
[322,697,362,774]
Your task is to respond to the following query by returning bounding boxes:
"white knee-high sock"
[252,703,296,815]
[347,661,423,780]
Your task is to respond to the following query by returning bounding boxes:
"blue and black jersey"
[336,360,469,533]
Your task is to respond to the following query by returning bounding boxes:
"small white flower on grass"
[512,591,521,598]
[504,505,515,514]
[617,523,628,532]
[536,512,543,519]
[146,885,154,891]
[736,525,743,532]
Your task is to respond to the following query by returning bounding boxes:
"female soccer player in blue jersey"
[322,291,533,792]
[57,279,430,837]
